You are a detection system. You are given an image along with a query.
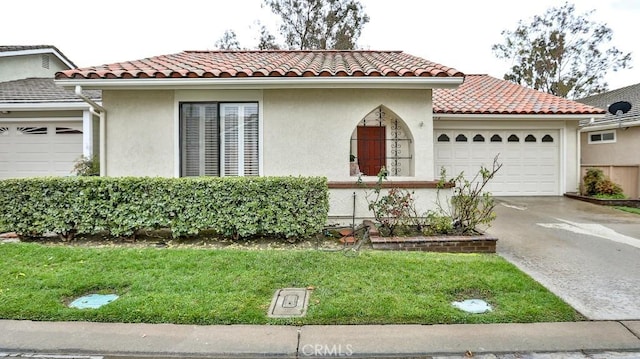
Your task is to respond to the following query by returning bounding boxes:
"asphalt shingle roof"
[577,83,640,126]
[433,74,605,115]
[55,50,464,80]
[0,78,101,104]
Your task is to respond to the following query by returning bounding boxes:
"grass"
[0,242,582,325]
[616,206,640,215]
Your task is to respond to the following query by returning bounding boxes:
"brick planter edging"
[370,234,497,253]
[564,192,640,208]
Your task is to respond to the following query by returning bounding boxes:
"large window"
[180,102,259,177]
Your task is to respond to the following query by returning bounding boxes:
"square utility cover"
[268,288,311,318]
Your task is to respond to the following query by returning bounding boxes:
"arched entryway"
[349,105,414,177]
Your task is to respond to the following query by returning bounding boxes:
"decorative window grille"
[17,126,47,135]
[56,127,83,134]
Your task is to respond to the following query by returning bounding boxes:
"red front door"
[357,126,386,176]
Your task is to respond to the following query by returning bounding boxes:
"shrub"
[72,155,100,176]
[363,167,424,236]
[435,155,503,235]
[582,168,624,198]
[0,176,329,240]
[582,168,604,196]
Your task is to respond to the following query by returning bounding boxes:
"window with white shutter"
[180,102,259,177]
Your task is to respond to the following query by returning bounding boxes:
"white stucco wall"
[103,90,175,177]
[0,54,68,82]
[262,88,433,181]
[102,87,441,220]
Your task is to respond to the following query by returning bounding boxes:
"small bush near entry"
[582,168,624,198]
[435,155,503,235]
[0,176,329,241]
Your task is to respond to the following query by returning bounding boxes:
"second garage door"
[0,121,83,179]
[434,129,560,196]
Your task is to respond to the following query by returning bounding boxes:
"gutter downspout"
[75,85,107,176]
[576,118,594,193]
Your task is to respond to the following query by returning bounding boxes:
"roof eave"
[0,48,76,69]
[0,101,98,111]
[434,113,606,120]
[580,117,640,131]
[54,76,464,90]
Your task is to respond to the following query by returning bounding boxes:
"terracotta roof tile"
[433,74,605,115]
[55,50,464,80]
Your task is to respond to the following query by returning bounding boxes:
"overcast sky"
[2,0,639,91]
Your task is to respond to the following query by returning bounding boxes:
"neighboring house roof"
[577,82,640,129]
[55,50,464,80]
[0,45,76,69]
[0,78,100,110]
[433,74,605,116]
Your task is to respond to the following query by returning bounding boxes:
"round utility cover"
[452,299,492,314]
[69,293,119,309]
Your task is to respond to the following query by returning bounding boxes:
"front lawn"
[616,206,640,215]
[0,243,582,325]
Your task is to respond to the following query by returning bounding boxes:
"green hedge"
[0,176,329,240]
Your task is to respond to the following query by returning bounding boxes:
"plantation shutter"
[243,104,259,176]
[180,103,219,176]
[221,103,259,176]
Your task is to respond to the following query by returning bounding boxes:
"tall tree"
[215,29,241,50]
[263,0,369,50]
[257,25,281,50]
[492,2,631,99]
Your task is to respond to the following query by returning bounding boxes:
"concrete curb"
[1,320,640,358]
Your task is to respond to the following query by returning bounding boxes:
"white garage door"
[0,122,83,179]
[435,129,560,196]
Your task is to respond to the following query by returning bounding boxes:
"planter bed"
[564,192,640,208]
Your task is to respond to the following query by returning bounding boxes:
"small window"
[525,134,536,142]
[0,127,8,136]
[455,134,467,142]
[588,130,616,144]
[508,134,519,142]
[56,127,83,134]
[490,134,502,142]
[17,126,47,135]
[473,134,485,142]
[542,134,554,143]
[437,134,450,142]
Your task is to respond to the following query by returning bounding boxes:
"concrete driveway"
[486,196,640,320]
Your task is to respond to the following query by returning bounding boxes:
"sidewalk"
[1,320,640,358]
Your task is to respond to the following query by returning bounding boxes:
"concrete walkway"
[1,320,640,358]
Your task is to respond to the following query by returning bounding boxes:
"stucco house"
[0,45,100,179]
[577,83,640,198]
[54,50,604,222]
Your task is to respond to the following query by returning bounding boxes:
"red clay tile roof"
[55,50,464,80]
[433,74,605,115]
